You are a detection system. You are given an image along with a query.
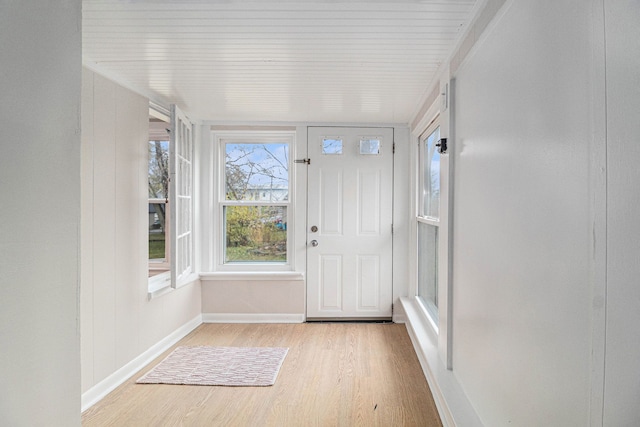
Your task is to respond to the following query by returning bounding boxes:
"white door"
[306,127,394,319]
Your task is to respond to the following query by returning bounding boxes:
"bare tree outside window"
[223,143,289,262]
[225,143,289,201]
[149,140,169,200]
[149,140,169,264]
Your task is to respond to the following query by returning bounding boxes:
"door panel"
[358,255,380,309]
[358,170,381,235]
[307,127,393,319]
[321,255,343,310]
[320,169,343,235]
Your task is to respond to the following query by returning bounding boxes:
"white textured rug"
[136,346,288,387]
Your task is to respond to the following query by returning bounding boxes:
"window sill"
[148,271,172,300]
[147,285,174,300]
[416,296,439,335]
[400,297,483,426]
[417,216,440,226]
[200,271,305,281]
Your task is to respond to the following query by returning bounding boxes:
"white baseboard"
[81,314,203,413]
[400,297,483,427]
[202,313,305,323]
[393,302,407,323]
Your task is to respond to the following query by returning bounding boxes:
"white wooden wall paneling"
[603,0,640,424]
[114,85,145,368]
[81,68,96,393]
[92,74,118,383]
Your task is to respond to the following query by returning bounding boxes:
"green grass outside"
[149,233,166,259]
[226,246,286,262]
[149,232,287,262]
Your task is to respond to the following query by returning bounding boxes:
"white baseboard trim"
[81,314,203,413]
[393,302,407,324]
[202,313,305,323]
[400,297,483,427]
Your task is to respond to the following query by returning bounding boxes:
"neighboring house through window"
[214,131,295,270]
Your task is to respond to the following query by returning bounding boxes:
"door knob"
[310,240,319,247]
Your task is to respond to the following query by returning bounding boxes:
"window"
[417,222,438,317]
[216,132,294,269]
[359,138,381,155]
[147,104,195,296]
[148,109,171,286]
[417,124,441,325]
[148,139,170,278]
[322,137,343,155]
[422,127,441,219]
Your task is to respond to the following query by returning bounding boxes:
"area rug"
[136,346,288,387]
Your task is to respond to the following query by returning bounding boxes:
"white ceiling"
[83,0,477,124]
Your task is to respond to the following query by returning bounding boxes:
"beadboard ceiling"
[83,0,477,123]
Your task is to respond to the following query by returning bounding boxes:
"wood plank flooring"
[82,323,442,426]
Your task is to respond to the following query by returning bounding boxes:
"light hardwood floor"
[82,323,442,426]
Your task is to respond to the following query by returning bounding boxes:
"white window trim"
[170,105,196,288]
[200,271,304,281]
[412,79,454,371]
[417,121,441,220]
[146,104,197,298]
[147,127,172,297]
[212,130,296,272]
[417,216,440,227]
[416,118,442,331]
[416,295,439,334]
[148,197,170,268]
[148,271,172,298]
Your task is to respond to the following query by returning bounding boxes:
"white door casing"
[306,127,394,319]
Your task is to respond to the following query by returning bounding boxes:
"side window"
[147,104,195,295]
[148,114,171,283]
[417,124,441,325]
[422,126,441,219]
[215,132,294,269]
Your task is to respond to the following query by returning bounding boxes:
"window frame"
[147,104,197,298]
[213,131,296,272]
[148,197,170,272]
[418,124,441,221]
[147,108,172,294]
[416,120,442,328]
[148,197,172,294]
[170,105,196,288]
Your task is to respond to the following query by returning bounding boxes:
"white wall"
[400,0,623,425]
[451,1,599,425]
[603,1,640,424]
[81,69,202,395]
[201,280,305,320]
[0,2,81,425]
